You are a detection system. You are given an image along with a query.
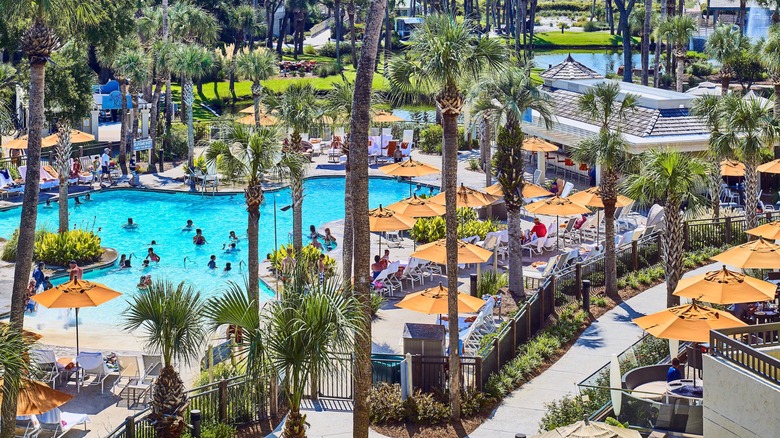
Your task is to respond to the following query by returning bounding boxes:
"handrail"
[710,324,780,387]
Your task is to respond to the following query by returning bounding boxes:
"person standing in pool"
[309,225,319,239]
[84,193,91,201]
[193,229,207,245]
[122,218,138,229]
[74,196,82,205]
[183,219,194,231]
[229,231,239,242]
[310,236,323,251]
[43,199,52,209]
[119,254,130,269]
[323,228,336,246]
[208,255,217,269]
[146,247,161,263]
[224,262,232,272]
[224,243,239,253]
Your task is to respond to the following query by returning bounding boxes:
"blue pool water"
[0,176,431,325]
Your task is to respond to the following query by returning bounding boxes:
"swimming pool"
[0,176,434,326]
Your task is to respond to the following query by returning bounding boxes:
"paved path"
[278,263,717,438]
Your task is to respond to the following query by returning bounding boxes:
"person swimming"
[193,229,207,245]
[137,275,152,290]
[119,254,131,269]
[44,199,52,209]
[309,225,319,240]
[122,218,138,229]
[224,262,232,272]
[150,240,158,245]
[74,196,82,205]
[224,243,239,253]
[146,247,160,263]
[183,219,194,231]
[142,259,150,269]
[208,255,217,269]
[84,193,91,201]
[229,231,239,242]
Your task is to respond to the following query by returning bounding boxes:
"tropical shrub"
[318,42,361,57]
[583,21,603,32]
[183,156,208,175]
[164,124,189,160]
[183,423,236,438]
[303,45,317,55]
[418,124,443,154]
[467,157,481,171]
[457,126,478,151]
[1,229,20,262]
[314,62,341,78]
[689,62,713,77]
[370,292,385,318]
[34,229,103,266]
[477,269,508,298]
[368,383,406,423]
[268,245,336,276]
[410,215,499,244]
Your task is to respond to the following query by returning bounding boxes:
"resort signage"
[133,138,152,152]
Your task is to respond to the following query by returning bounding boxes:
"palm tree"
[170,44,213,191]
[124,279,206,438]
[655,14,697,92]
[348,0,386,435]
[0,0,101,433]
[640,0,652,85]
[714,95,780,230]
[206,272,362,438]
[0,63,16,138]
[276,151,309,252]
[206,124,281,309]
[110,43,151,172]
[225,4,256,102]
[263,81,319,152]
[574,82,637,297]
[53,125,72,233]
[473,67,553,299]
[762,24,780,117]
[705,24,747,96]
[624,149,708,307]
[150,40,176,172]
[691,95,731,218]
[234,49,278,126]
[388,14,505,419]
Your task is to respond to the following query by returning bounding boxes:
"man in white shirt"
[100,148,113,185]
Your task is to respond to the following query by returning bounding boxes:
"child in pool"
[183,219,194,231]
[229,231,239,242]
[146,247,160,263]
[224,243,239,253]
[193,229,207,245]
[208,255,217,269]
[224,262,232,272]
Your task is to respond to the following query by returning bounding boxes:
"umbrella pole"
[597,210,601,245]
[75,308,80,355]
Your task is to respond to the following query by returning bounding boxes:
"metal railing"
[710,323,780,387]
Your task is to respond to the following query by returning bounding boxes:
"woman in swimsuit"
[193,229,207,245]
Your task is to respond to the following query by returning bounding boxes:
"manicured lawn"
[532,31,639,48]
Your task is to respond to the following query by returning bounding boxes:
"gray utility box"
[402,323,445,356]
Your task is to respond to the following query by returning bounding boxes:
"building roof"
[547,89,709,138]
[540,54,604,81]
[708,0,760,10]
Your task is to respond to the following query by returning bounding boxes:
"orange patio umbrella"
[485,182,552,199]
[396,282,486,315]
[386,194,446,218]
[533,419,641,438]
[721,159,745,177]
[42,129,95,145]
[369,205,417,254]
[672,265,777,304]
[32,279,122,354]
[3,135,57,150]
[0,378,73,416]
[429,183,500,208]
[372,111,405,123]
[711,238,780,269]
[633,302,746,343]
[380,158,440,178]
[522,137,558,153]
[526,196,591,249]
[757,159,780,174]
[745,221,780,240]
[410,238,493,265]
[567,187,634,209]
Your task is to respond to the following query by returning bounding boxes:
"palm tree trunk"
[653,8,663,87]
[744,161,758,230]
[641,0,651,85]
[151,365,188,438]
[292,179,304,252]
[663,200,683,307]
[151,80,164,172]
[246,188,262,308]
[710,159,722,219]
[164,77,173,156]
[131,90,140,143]
[528,0,538,55]
[506,207,525,296]
[119,80,129,175]
[335,0,342,62]
[603,202,618,297]
[253,82,261,126]
[348,0,358,68]
[721,74,730,96]
[620,10,632,83]
[58,176,68,232]
[675,51,684,92]
[607,0,614,34]
[441,107,462,420]
[162,0,169,40]
[774,83,780,118]
[277,13,288,55]
[184,77,196,191]
[481,114,491,186]
[1,59,46,438]
[343,156,354,280]
[349,0,385,434]
[230,44,240,103]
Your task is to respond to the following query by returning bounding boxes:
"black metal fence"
[684,212,780,251]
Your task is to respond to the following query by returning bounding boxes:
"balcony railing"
[710,323,780,387]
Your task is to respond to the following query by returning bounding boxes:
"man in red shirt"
[530,217,548,239]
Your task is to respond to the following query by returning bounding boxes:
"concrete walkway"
[287,263,718,438]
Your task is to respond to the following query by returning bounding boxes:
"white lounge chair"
[399,257,424,288]
[30,349,66,389]
[523,255,557,285]
[381,127,392,148]
[560,181,574,198]
[75,351,111,393]
[402,129,414,144]
[19,165,58,191]
[522,236,545,258]
[37,408,89,438]
[141,354,162,383]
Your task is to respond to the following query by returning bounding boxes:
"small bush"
[689,62,713,77]
[461,389,492,417]
[314,62,341,78]
[467,157,482,171]
[34,229,103,266]
[183,423,236,438]
[269,245,336,277]
[583,21,603,32]
[303,45,317,55]
[164,124,189,160]
[404,390,451,424]
[1,229,19,262]
[370,292,385,318]
[319,41,361,57]
[193,362,242,387]
[418,124,443,154]
[368,383,406,424]
[183,156,207,175]
[591,296,608,307]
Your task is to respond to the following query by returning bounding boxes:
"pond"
[533,50,655,77]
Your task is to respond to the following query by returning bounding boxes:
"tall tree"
[761,24,780,117]
[263,82,318,251]
[640,0,652,85]
[575,82,637,297]
[170,44,214,191]
[349,0,386,435]
[715,95,780,230]
[53,125,72,233]
[206,124,281,308]
[705,24,747,96]
[655,14,696,92]
[109,42,151,172]
[124,280,206,438]
[225,4,256,102]
[234,48,278,126]
[614,0,637,82]
[0,0,100,434]
[473,67,553,299]
[388,15,505,419]
[691,95,731,218]
[276,151,309,253]
[624,149,708,307]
